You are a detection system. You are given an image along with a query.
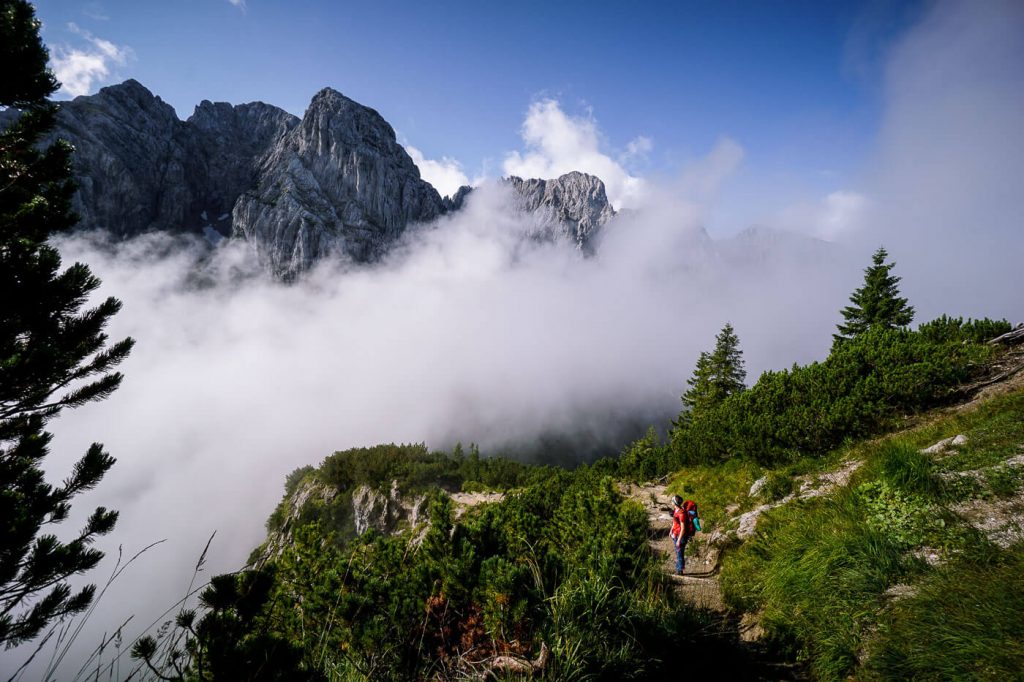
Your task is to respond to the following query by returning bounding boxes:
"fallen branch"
[988,324,1024,346]
[466,642,549,680]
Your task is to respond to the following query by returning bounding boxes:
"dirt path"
[621,482,726,611]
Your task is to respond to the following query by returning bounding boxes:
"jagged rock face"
[232,88,445,278]
[51,80,297,239]
[261,478,338,559]
[505,171,616,252]
[446,172,616,252]
[351,481,427,536]
[42,80,617,275]
[185,99,299,236]
[53,80,190,239]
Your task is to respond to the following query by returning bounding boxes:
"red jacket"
[671,508,687,540]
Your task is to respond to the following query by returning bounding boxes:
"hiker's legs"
[675,536,688,573]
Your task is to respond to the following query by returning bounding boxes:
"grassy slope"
[696,384,1024,680]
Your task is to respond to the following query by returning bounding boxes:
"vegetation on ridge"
[121,241,1019,681]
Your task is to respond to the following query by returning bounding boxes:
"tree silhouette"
[1,0,134,648]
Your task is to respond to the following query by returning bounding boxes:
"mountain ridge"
[40,80,619,277]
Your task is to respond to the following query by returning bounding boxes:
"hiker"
[670,495,701,575]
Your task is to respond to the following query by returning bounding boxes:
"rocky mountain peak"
[230,87,444,277]
[46,79,619,275]
[506,171,616,252]
[298,87,405,157]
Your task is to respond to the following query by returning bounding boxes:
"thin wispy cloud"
[503,99,646,209]
[51,23,130,97]
[227,0,248,11]
[621,135,653,165]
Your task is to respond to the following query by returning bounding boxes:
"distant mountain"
[231,87,446,277]
[50,79,298,241]
[34,80,618,277]
[718,225,838,266]
[446,172,616,254]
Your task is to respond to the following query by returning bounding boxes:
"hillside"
[118,316,1024,680]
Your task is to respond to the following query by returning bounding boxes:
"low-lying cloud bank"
[6,1,1022,677]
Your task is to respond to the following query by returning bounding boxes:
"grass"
[864,543,1024,680]
[900,390,1024,472]
[716,384,1024,680]
[665,458,761,531]
[719,490,919,680]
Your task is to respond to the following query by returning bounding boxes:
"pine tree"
[1,0,134,648]
[833,246,915,347]
[679,323,746,424]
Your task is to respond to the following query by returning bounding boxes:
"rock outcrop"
[51,79,298,240]
[231,88,445,277]
[505,172,616,252]
[351,480,428,536]
[446,172,616,253]
[261,478,338,559]
[186,98,300,237]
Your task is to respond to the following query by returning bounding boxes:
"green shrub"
[617,426,670,483]
[671,326,989,466]
[760,471,794,502]
[854,480,938,549]
[917,314,1012,344]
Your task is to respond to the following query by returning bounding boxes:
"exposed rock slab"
[352,480,428,536]
[505,172,616,252]
[232,88,445,277]
[50,80,297,239]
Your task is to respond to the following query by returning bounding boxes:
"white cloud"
[51,24,130,97]
[621,135,653,163]
[854,0,1024,321]
[227,0,247,9]
[23,184,857,677]
[405,145,472,198]
[503,99,646,210]
[775,190,868,241]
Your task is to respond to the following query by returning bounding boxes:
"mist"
[4,1,1022,678]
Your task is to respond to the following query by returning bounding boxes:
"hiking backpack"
[682,499,701,537]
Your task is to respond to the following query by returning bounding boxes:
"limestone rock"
[351,480,428,536]
[921,434,968,455]
[261,478,337,559]
[232,88,445,278]
[748,476,768,498]
[34,79,620,276]
[505,171,616,252]
[49,79,297,239]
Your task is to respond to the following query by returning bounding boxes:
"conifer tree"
[833,246,914,347]
[679,323,746,423]
[1,0,134,648]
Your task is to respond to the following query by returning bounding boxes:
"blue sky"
[35,0,925,222]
